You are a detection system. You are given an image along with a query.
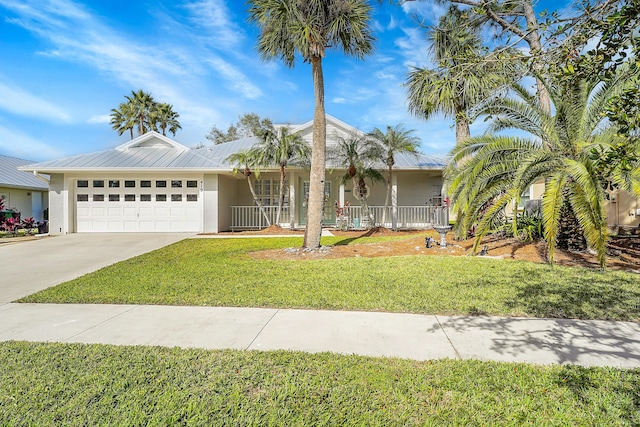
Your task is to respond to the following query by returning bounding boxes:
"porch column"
[339,183,345,206]
[391,174,398,230]
[289,171,296,229]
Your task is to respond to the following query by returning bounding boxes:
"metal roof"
[19,126,448,173]
[0,155,49,190]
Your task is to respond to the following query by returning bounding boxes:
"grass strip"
[1,341,639,426]
[20,237,640,321]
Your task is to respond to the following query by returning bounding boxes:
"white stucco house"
[0,154,49,221]
[20,115,448,235]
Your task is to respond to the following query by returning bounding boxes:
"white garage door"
[75,178,201,232]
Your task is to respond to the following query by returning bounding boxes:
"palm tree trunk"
[455,117,471,145]
[304,56,326,249]
[522,1,551,116]
[247,176,271,227]
[276,165,286,226]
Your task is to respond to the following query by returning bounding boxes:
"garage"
[75,178,201,232]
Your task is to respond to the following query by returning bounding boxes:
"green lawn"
[2,341,639,426]
[21,236,640,321]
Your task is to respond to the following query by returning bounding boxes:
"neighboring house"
[20,115,447,234]
[0,154,49,221]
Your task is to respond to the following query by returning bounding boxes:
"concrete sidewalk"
[2,303,639,368]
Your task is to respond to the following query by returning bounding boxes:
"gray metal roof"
[0,155,49,190]
[19,128,447,173]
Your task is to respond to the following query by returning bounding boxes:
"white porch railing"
[230,206,291,231]
[230,205,448,230]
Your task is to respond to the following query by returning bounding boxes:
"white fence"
[230,205,448,230]
[230,206,291,231]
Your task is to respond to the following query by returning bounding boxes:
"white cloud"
[0,80,71,123]
[86,114,111,124]
[183,0,245,49]
[206,57,263,99]
[0,124,64,160]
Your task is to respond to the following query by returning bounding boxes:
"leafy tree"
[225,149,271,226]
[109,90,181,139]
[369,125,420,229]
[406,5,518,145]
[206,113,274,144]
[329,133,385,227]
[248,0,375,249]
[446,68,639,268]
[152,103,182,137]
[252,126,311,225]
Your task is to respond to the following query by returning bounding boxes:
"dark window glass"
[187,180,198,188]
[141,194,151,202]
[93,180,104,188]
[187,194,198,202]
[156,180,167,188]
[141,180,151,188]
[125,194,135,201]
[109,194,120,202]
[125,180,135,188]
[93,194,105,202]
[77,194,89,202]
[156,194,167,201]
[171,194,182,202]
[171,180,182,188]
[109,180,120,188]
[77,180,88,188]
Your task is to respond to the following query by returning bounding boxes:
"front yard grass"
[21,237,640,321]
[2,341,639,426]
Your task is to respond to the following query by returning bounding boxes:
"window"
[109,180,120,188]
[125,180,136,188]
[125,194,135,202]
[93,194,105,202]
[93,180,104,188]
[171,194,182,202]
[156,180,167,188]
[140,194,151,202]
[255,179,288,207]
[156,194,167,202]
[77,180,88,188]
[518,186,532,208]
[109,194,120,202]
[187,194,198,202]
[171,180,182,188]
[77,194,89,202]
[141,180,151,188]
[187,180,198,188]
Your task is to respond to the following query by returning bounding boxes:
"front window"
[255,179,288,207]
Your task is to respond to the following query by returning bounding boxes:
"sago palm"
[248,0,374,248]
[446,68,639,268]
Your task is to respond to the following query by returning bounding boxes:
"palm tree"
[248,0,375,249]
[125,89,156,136]
[406,6,516,145]
[226,149,271,227]
[329,134,385,227]
[152,103,182,136]
[369,125,420,229]
[253,126,311,226]
[110,102,136,139]
[446,68,639,268]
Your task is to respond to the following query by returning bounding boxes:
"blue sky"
[0,0,567,161]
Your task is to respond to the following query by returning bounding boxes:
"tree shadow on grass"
[333,229,377,247]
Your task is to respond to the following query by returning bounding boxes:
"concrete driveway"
[0,233,192,304]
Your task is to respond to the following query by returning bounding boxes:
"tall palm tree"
[329,134,384,227]
[406,6,516,145]
[109,102,136,139]
[226,149,271,226]
[446,68,639,268]
[248,0,375,249]
[152,103,182,137]
[369,125,420,229]
[125,89,156,136]
[253,126,311,225]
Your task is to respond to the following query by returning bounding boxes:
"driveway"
[0,233,192,304]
